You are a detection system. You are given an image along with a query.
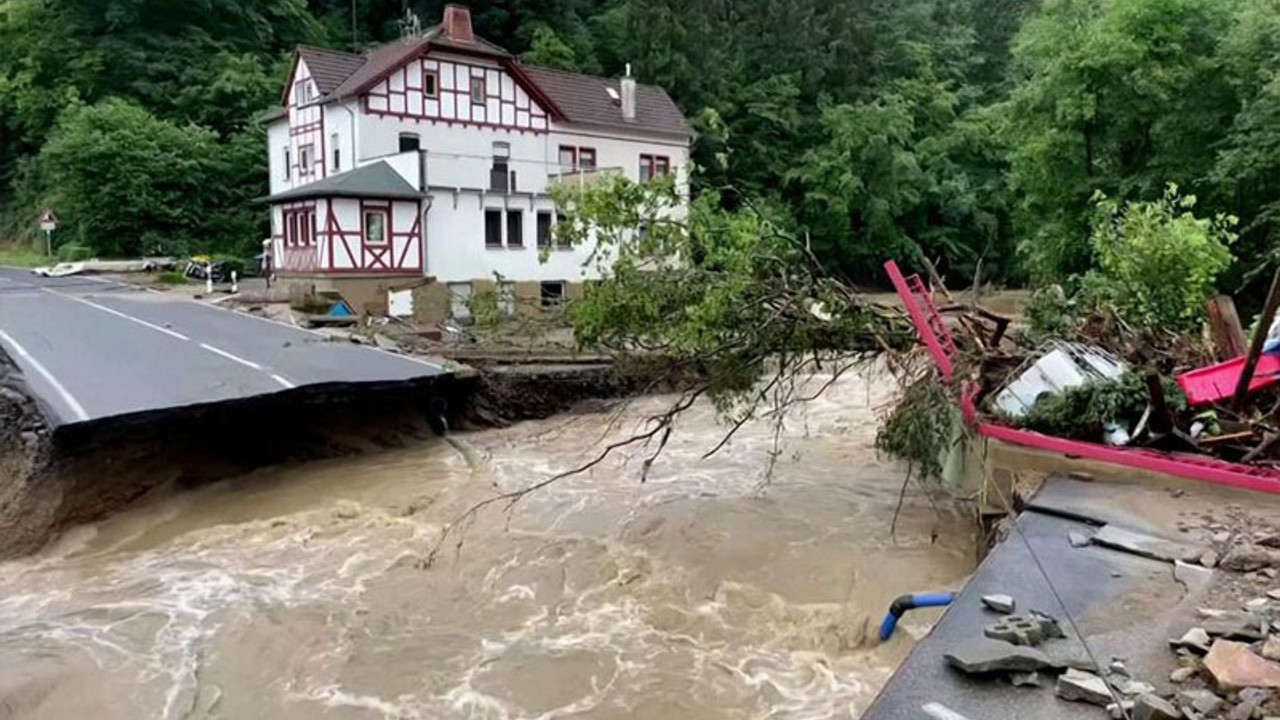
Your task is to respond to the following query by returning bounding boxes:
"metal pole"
[1233,266,1280,410]
[45,230,52,257]
[206,261,214,295]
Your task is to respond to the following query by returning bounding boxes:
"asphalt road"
[0,267,446,427]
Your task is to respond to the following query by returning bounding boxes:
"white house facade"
[263,4,693,320]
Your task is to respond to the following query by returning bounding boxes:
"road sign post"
[38,209,58,257]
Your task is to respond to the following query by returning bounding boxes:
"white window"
[331,133,340,171]
[469,76,486,105]
[283,147,291,180]
[364,210,387,245]
[299,144,314,173]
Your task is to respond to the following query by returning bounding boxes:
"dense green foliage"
[1016,372,1188,442]
[1,0,1279,294]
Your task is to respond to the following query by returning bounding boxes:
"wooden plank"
[1207,295,1247,361]
[1234,267,1280,410]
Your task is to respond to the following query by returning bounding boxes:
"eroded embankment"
[0,355,694,559]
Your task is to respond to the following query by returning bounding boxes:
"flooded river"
[0,370,975,719]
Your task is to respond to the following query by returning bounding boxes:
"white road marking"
[0,329,90,422]
[922,702,974,720]
[198,343,263,370]
[43,289,189,341]
[198,343,294,389]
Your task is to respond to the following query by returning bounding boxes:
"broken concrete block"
[1203,615,1265,642]
[1171,628,1213,654]
[1133,693,1182,720]
[985,615,1047,646]
[1204,639,1280,691]
[1055,667,1114,707]
[981,594,1016,614]
[1031,610,1068,639]
[1177,688,1224,715]
[944,638,1059,675]
[1092,524,1203,562]
[1009,671,1041,688]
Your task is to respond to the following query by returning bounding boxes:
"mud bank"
[0,352,470,559]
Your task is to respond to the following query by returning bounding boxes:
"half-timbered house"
[264,4,693,320]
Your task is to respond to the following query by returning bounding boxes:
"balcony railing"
[547,166,623,190]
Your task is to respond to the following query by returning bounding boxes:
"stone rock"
[1171,666,1198,683]
[1264,635,1280,661]
[1204,639,1280,691]
[1269,590,1280,601]
[982,594,1016,614]
[1070,531,1091,548]
[944,638,1059,675]
[1222,545,1280,572]
[1267,568,1280,579]
[1241,687,1273,705]
[1229,699,1259,720]
[1134,693,1182,720]
[1248,598,1271,611]
[1203,613,1265,642]
[1120,679,1156,696]
[1172,628,1214,655]
[1178,688,1225,715]
[1093,524,1203,563]
[1056,668,1115,707]
[1009,671,1041,688]
[1216,531,1235,544]
[1110,659,1131,677]
[1202,550,1221,568]
[1260,534,1280,549]
[1184,547,1210,563]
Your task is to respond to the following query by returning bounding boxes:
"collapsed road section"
[0,266,447,426]
[0,266,465,558]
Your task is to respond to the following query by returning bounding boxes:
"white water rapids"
[0,369,975,719]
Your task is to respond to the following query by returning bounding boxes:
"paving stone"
[1205,639,1280,691]
[943,637,1059,675]
[981,594,1016,614]
[1056,668,1115,707]
[1178,688,1225,715]
[1134,693,1182,720]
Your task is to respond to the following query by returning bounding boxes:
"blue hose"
[879,592,956,642]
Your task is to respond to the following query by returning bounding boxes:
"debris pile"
[891,260,1280,475]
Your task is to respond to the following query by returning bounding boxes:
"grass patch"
[0,246,51,268]
[156,271,188,285]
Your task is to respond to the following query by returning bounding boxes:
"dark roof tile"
[297,46,366,96]
[265,161,422,203]
[521,65,692,139]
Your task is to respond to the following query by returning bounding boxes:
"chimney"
[442,4,473,43]
[621,63,636,121]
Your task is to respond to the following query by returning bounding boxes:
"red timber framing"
[273,201,319,274]
[363,53,552,133]
[286,60,326,183]
[314,198,422,276]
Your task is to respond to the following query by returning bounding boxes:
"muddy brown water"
[0,370,976,719]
